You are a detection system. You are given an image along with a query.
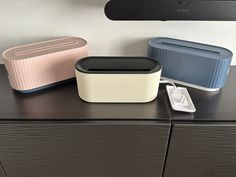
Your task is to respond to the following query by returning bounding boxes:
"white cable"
[159,79,177,89]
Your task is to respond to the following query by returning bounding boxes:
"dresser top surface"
[0,65,170,121]
[167,66,236,122]
[0,64,236,122]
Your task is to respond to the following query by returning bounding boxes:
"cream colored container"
[2,37,88,93]
[75,57,162,103]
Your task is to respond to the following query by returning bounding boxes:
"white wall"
[0,0,236,65]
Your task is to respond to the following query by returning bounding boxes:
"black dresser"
[0,65,235,177]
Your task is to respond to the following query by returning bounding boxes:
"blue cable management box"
[148,37,233,91]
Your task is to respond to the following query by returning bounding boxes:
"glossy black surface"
[0,65,236,121]
[76,56,162,74]
[105,0,236,21]
[0,65,169,120]
[163,67,236,122]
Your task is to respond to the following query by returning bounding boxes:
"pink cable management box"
[2,37,88,93]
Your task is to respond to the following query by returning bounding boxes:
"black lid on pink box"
[75,57,162,74]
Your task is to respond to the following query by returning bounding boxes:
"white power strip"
[166,85,196,113]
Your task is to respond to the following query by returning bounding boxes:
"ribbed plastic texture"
[2,37,88,92]
[148,38,233,89]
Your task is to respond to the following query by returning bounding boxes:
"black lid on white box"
[75,57,162,74]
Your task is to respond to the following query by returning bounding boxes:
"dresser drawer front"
[164,123,236,177]
[0,122,170,177]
